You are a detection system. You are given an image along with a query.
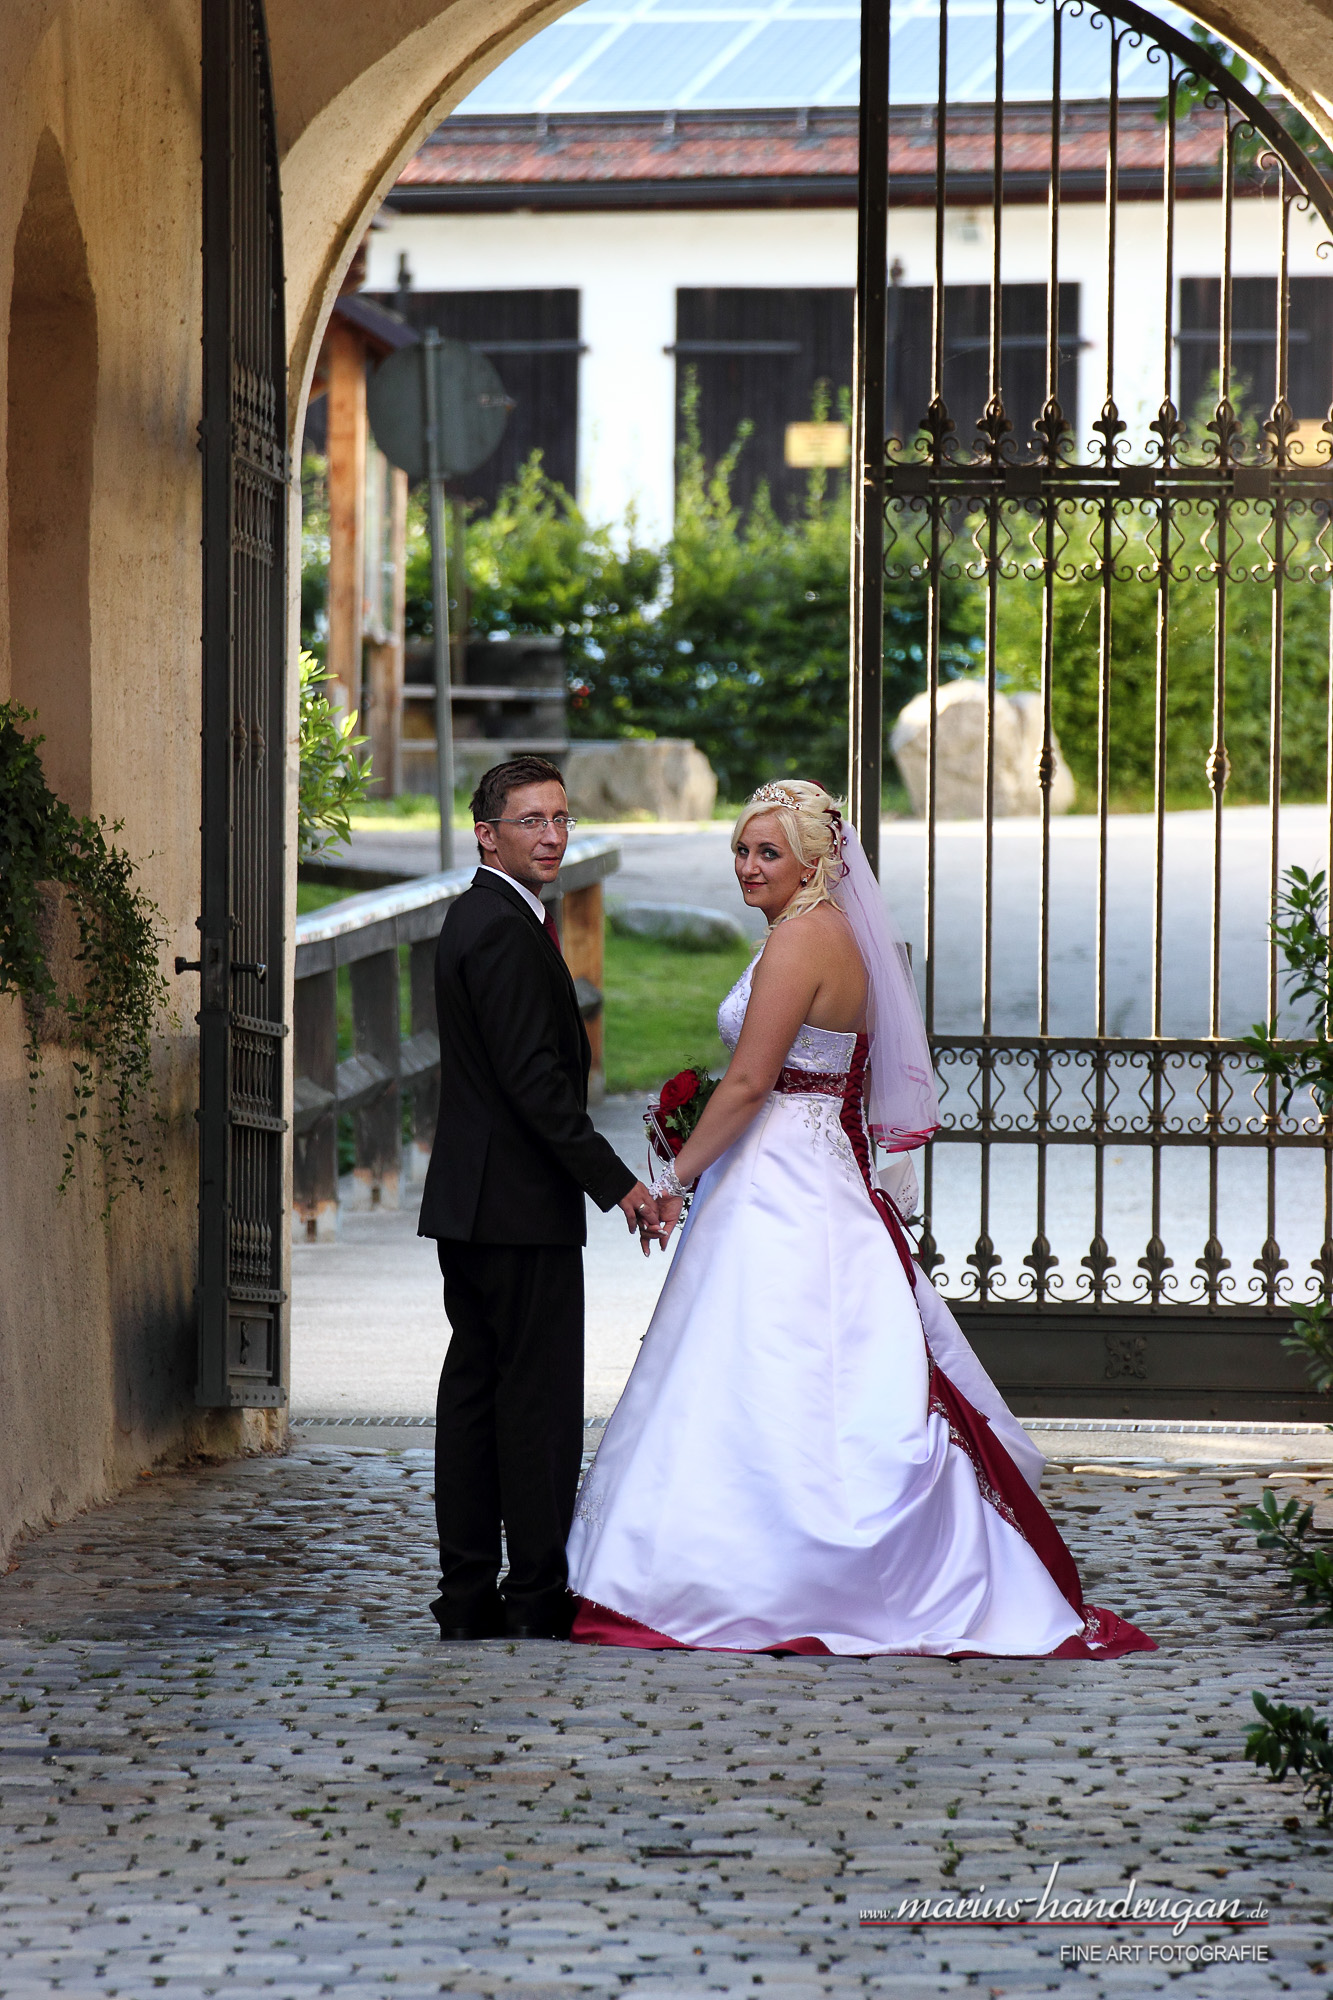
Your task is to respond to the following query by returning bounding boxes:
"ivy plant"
[0,703,170,1209]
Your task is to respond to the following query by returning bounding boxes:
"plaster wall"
[0,2,276,1567]
[0,0,566,1568]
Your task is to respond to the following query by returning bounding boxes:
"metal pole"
[451,485,469,713]
[422,328,455,870]
[849,0,889,876]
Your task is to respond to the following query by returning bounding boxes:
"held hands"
[638,1161,687,1252]
[617,1181,674,1257]
[654,1193,684,1241]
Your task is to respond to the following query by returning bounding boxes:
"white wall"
[367,207,856,541]
[366,191,1329,541]
[875,193,1331,453]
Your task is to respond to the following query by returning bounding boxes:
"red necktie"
[543,911,563,956]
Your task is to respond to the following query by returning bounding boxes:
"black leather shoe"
[503,1596,575,1642]
[431,1595,506,1642]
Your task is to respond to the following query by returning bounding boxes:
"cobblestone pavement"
[2,1444,1331,1999]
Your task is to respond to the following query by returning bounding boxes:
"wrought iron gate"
[852,0,1333,1416]
[194,0,288,1407]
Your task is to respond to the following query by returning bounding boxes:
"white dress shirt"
[479,864,548,927]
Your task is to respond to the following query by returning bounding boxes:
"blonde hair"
[731,780,845,926]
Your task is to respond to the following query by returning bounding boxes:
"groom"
[417,755,660,1640]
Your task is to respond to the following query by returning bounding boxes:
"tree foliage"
[404,380,980,799]
[991,502,1332,812]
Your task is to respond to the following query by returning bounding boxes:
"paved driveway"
[291,1098,671,1424]
[348,804,1330,1036]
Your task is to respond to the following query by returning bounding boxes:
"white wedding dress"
[567,954,1152,1659]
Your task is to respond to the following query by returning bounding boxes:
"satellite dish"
[366,338,512,480]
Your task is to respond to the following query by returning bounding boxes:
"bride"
[566,780,1153,1659]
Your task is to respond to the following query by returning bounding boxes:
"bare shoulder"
[753,902,859,977]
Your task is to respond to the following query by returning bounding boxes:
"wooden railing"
[292,836,620,1239]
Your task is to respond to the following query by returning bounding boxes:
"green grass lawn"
[295,880,352,916]
[602,930,751,1095]
[348,793,474,832]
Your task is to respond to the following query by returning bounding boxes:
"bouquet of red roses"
[645,1065,719,1168]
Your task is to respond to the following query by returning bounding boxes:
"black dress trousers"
[434,1239,585,1630]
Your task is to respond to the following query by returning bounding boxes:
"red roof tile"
[388,105,1237,210]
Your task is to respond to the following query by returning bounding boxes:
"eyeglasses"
[482,814,579,834]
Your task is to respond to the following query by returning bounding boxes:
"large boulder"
[609,902,747,951]
[890,680,1076,819]
[564,739,717,822]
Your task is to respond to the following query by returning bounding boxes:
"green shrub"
[1245,1693,1333,1826]
[298,652,370,861]
[1239,1484,1333,1827]
[1283,1298,1333,1394]
[404,453,661,649]
[1239,1488,1333,1626]
[992,504,1331,811]
[577,378,967,800]
[1241,866,1333,1113]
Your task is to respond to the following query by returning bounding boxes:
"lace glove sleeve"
[875,1151,920,1218]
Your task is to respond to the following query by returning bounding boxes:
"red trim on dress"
[571,1600,831,1654]
[842,1036,1154,1661]
[773,1065,846,1097]
[839,1035,920,1289]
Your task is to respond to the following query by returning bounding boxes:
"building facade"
[364,16,1333,543]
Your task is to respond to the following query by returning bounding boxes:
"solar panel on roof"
[455,0,1228,115]
[549,20,747,106]
[688,20,862,104]
[463,24,610,112]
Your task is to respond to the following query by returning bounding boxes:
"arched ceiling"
[272,0,578,413]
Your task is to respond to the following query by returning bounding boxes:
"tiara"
[749,782,802,809]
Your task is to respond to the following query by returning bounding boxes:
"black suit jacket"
[417,868,636,1245]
